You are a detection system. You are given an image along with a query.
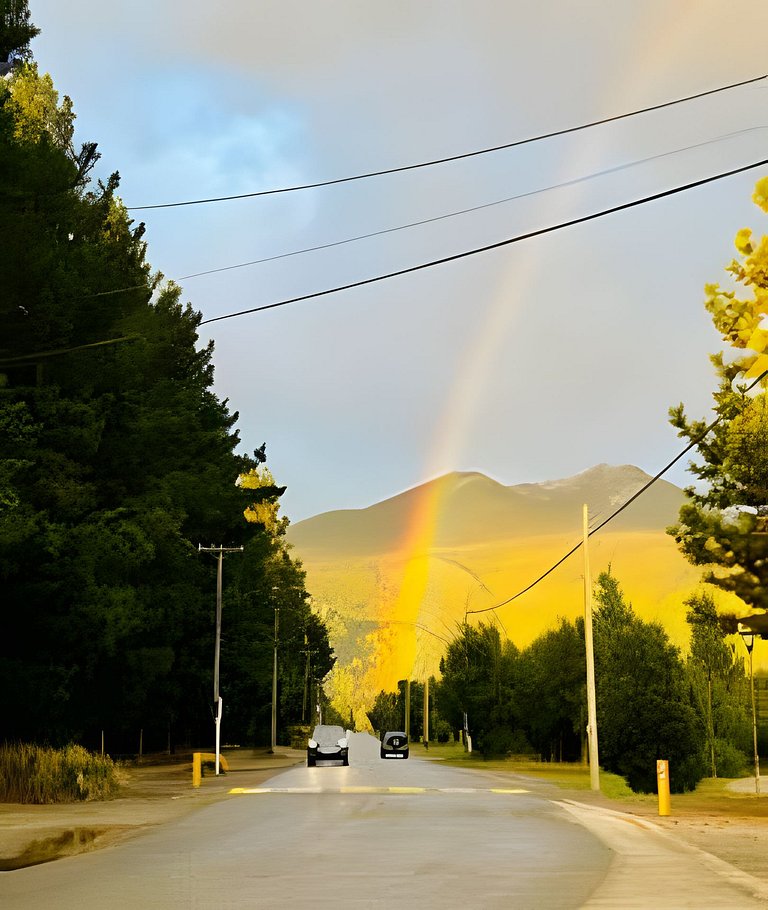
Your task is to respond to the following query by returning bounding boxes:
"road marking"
[229,786,529,796]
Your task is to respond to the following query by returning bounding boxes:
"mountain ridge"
[287,463,685,556]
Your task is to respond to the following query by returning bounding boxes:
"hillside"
[288,464,685,556]
[287,465,734,725]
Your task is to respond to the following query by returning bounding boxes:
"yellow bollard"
[657,759,671,816]
[192,751,202,788]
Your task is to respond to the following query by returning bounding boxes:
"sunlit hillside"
[287,465,752,725]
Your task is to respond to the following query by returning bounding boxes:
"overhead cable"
[175,127,767,283]
[127,72,767,211]
[200,155,768,325]
[86,128,766,300]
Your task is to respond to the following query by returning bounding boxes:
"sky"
[28,0,768,522]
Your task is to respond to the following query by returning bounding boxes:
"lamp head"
[738,622,756,653]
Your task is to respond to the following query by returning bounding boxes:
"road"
[1,733,766,909]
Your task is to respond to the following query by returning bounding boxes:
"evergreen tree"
[685,591,751,777]
[516,617,585,762]
[668,180,768,612]
[593,570,704,792]
[0,0,39,62]
[435,622,519,754]
[0,40,333,751]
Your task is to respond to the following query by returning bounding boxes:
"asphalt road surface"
[1,733,766,909]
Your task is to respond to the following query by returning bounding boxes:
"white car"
[307,724,349,766]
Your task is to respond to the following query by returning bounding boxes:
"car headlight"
[308,739,318,749]
[338,738,348,748]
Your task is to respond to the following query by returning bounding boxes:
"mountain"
[287,465,722,725]
[288,464,685,556]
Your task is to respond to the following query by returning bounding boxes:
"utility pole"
[301,635,318,724]
[405,679,411,740]
[582,506,600,791]
[423,677,429,749]
[198,544,243,775]
[270,605,279,753]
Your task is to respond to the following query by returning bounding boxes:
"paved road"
[0,734,765,908]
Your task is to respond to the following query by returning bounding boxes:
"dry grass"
[0,743,120,804]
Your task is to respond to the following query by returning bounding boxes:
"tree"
[669,179,768,612]
[435,622,520,755]
[593,570,704,792]
[0,0,39,62]
[685,591,751,777]
[0,47,335,752]
[366,690,401,736]
[516,617,585,762]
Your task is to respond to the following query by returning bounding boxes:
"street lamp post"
[198,544,243,775]
[270,603,279,754]
[738,624,761,795]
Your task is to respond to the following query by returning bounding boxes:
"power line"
[85,128,765,301]
[175,128,766,283]
[466,370,768,616]
[200,155,768,326]
[127,72,767,211]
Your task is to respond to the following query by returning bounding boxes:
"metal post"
[270,607,279,753]
[198,544,243,775]
[739,626,761,795]
[213,547,224,704]
[423,677,429,748]
[749,648,761,795]
[583,504,600,791]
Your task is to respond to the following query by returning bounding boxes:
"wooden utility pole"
[582,505,600,791]
[405,679,411,739]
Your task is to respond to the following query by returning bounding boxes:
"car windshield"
[312,725,344,745]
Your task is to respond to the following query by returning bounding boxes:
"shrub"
[714,739,749,778]
[0,743,119,804]
[479,726,534,757]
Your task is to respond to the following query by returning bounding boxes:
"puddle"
[0,827,108,870]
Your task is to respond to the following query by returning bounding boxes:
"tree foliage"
[669,180,768,611]
[0,40,332,751]
[435,622,521,755]
[593,571,704,792]
[0,0,39,62]
[515,617,585,762]
[685,591,750,777]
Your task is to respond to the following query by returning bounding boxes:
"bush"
[479,726,534,758]
[0,743,120,804]
[714,739,749,778]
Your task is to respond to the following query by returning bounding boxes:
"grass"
[0,743,120,804]
[426,741,652,803]
[425,742,768,815]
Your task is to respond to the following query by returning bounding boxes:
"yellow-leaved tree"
[669,177,768,613]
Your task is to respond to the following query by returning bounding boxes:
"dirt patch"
[0,827,124,871]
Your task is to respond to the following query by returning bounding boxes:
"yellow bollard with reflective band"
[192,752,202,788]
[657,759,671,816]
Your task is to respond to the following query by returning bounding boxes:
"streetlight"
[738,623,761,795]
[198,544,243,775]
[270,585,279,754]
